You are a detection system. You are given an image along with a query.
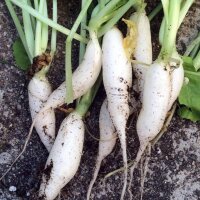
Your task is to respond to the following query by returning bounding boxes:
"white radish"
[26,31,101,152]
[168,51,184,110]
[128,61,171,199]
[87,91,138,200]
[128,0,189,197]
[41,31,101,111]
[137,61,170,156]
[102,27,132,200]
[28,73,55,152]
[130,12,152,98]
[0,30,102,183]
[39,111,84,200]
[87,100,116,200]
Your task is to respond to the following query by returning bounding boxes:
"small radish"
[39,74,102,200]
[28,72,55,152]
[128,61,171,199]
[39,111,84,200]
[136,61,170,160]
[130,12,152,98]
[86,100,116,200]
[128,0,192,197]
[102,27,132,200]
[26,30,101,150]
[87,92,138,200]
[39,31,101,112]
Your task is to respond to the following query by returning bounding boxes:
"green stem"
[65,0,92,104]
[79,0,87,63]
[75,75,102,117]
[51,0,57,55]
[95,0,121,19]
[35,0,44,56]
[159,0,194,47]
[34,0,38,10]
[92,0,110,17]
[98,0,137,38]
[22,0,35,58]
[99,0,106,10]
[27,0,36,32]
[190,44,200,59]
[193,49,200,71]
[159,18,165,45]
[77,0,89,106]
[89,0,121,30]
[161,0,169,25]
[67,0,92,42]
[95,0,128,25]
[41,0,48,53]
[65,41,73,104]
[75,89,93,117]
[10,0,88,43]
[5,0,32,62]
[159,0,181,61]
[178,0,194,28]
[184,70,200,76]
[184,33,200,56]
[148,2,162,21]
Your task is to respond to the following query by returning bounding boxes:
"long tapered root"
[0,117,37,181]
[120,144,128,200]
[87,158,103,200]
[128,143,149,200]
[140,144,151,200]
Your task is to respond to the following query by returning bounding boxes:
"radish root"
[87,158,103,200]
[0,115,38,181]
[140,144,151,200]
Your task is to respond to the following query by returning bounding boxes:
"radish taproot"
[3,0,136,180]
[87,100,116,200]
[102,27,132,199]
[128,1,192,197]
[26,30,101,148]
[130,12,152,98]
[27,0,57,151]
[87,90,139,200]
[28,72,55,151]
[39,111,84,200]
[39,74,102,200]
[39,31,101,114]
[5,0,57,151]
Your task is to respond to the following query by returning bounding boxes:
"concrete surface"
[0,1,200,200]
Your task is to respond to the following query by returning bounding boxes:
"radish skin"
[41,31,101,111]
[28,73,55,152]
[87,92,138,200]
[27,31,101,148]
[129,61,171,199]
[39,112,84,200]
[102,27,132,200]
[137,61,170,156]
[130,12,152,96]
[87,100,116,200]
[168,52,184,110]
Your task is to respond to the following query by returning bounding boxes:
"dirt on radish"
[0,0,200,200]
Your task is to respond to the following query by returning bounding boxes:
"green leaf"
[178,106,200,122]
[182,56,195,71]
[13,38,31,71]
[179,70,200,111]
[178,55,200,122]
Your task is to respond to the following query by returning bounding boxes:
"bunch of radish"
[3,0,195,199]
